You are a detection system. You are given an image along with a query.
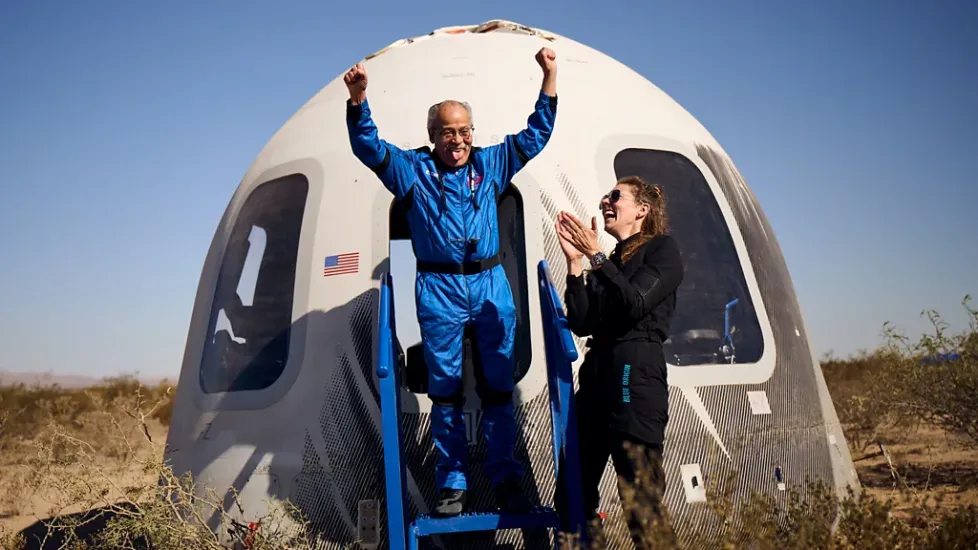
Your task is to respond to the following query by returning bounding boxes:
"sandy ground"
[0,421,169,542]
[851,424,978,520]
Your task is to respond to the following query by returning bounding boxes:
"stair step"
[412,506,559,536]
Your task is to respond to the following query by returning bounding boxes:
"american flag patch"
[323,252,359,277]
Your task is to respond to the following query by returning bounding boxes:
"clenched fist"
[344,62,368,103]
[535,47,557,74]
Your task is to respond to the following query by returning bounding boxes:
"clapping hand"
[555,218,583,261]
[556,212,601,259]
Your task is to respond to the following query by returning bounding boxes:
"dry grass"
[0,377,316,549]
[2,297,978,548]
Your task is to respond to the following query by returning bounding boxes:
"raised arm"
[343,62,416,201]
[555,219,597,337]
[486,48,558,191]
[592,236,684,323]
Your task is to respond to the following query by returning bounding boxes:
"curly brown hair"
[615,175,669,264]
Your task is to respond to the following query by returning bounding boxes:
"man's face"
[432,103,473,168]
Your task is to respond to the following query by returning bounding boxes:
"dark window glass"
[390,185,532,392]
[613,149,764,365]
[200,174,309,393]
[497,187,532,381]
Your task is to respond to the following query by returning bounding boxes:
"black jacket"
[565,233,684,347]
[563,233,684,445]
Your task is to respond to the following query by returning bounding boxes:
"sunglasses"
[602,189,624,203]
[600,188,633,209]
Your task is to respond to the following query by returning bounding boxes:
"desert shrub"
[880,296,978,448]
[821,350,917,453]
[0,375,175,439]
[669,472,840,550]
[821,295,978,453]
[1,379,317,550]
[554,469,978,550]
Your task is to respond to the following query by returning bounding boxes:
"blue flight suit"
[346,90,557,491]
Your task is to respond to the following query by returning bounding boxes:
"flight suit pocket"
[415,273,433,322]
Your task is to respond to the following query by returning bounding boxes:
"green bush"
[881,296,978,447]
[821,295,978,453]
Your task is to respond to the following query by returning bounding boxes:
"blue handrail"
[378,273,408,550]
[537,260,587,540]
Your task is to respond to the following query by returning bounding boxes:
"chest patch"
[470,170,483,192]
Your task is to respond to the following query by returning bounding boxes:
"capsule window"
[199,174,309,393]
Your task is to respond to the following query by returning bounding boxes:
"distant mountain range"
[0,370,176,388]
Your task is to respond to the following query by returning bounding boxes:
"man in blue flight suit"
[344,47,558,517]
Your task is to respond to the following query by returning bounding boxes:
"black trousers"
[555,340,676,548]
[555,428,676,549]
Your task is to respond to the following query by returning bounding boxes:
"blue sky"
[1,0,975,379]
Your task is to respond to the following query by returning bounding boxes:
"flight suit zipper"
[460,168,472,316]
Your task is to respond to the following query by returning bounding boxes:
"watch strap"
[590,252,607,269]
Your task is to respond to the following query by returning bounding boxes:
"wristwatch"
[590,252,608,269]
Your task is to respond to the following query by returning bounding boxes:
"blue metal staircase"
[375,260,588,549]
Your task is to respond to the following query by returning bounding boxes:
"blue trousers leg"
[418,273,468,491]
[481,401,521,485]
[430,404,467,490]
[473,268,523,486]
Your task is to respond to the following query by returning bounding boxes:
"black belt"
[417,255,500,275]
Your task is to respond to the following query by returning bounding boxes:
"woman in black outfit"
[553,175,683,549]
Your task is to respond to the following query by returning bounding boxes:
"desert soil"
[0,421,169,540]
[851,424,978,519]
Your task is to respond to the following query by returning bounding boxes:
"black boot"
[494,476,533,514]
[432,488,466,518]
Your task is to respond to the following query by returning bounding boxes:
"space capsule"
[163,19,859,549]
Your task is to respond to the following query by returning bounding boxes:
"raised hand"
[535,47,557,75]
[555,219,584,262]
[558,212,601,259]
[344,62,368,103]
